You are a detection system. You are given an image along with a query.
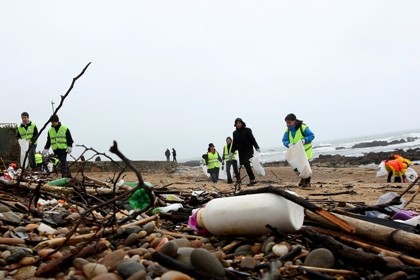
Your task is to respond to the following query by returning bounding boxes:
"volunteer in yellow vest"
[34,152,43,171]
[17,112,39,169]
[282,113,315,187]
[223,136,240,184]
[385,154,412,183]
[43,115,74,178]
[202,143,222,183]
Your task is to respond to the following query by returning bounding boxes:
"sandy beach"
[88,164,420,210]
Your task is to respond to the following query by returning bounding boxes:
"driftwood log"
[305,210,420,252]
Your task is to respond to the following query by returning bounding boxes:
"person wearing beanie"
[282,113,315,187]
[202,143,222,183]
[17,112,39,169]
[232,118,261,186]
[43,115,74,178]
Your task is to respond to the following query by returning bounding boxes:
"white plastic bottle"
[197,192,304,236]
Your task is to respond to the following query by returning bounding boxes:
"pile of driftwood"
[0,140,419,279]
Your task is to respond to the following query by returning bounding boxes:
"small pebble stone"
[190,248,225,277]
[303,248,335,268]
[83,263,108,279]
[160,270,192,280]
[117,260,146,279]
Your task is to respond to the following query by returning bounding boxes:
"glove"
[66,147,72,154]
[256,148,261,153]
[288,143,294,148]
[42,149,49,157]
[301,139,306,144]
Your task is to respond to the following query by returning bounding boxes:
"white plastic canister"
[197,192,304,236]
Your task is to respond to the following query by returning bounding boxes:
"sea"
[260,129,420,164]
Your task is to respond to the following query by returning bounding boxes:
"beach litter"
[0,144,419,279]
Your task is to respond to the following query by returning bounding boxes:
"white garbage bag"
[18,139,29,168]
[251,151,265,176]
[405,167,418,183]
[286,141,312,179]
[376,161,388,177]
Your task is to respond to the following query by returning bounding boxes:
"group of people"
[202,114,316,187]
[16,112,73,178]
[164,148,177,162]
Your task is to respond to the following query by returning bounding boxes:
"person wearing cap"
[17,112,39,169]
[223,136,240,184]
[202,143,222,183]
[43,115,74,178]
[282,113,315,187]
[232,118,261,186]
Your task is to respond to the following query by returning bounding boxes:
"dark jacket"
[44,123,74,155]
[232,125,260,163]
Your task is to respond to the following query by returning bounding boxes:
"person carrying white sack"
[17,112,39,169]
[282,113,315,187]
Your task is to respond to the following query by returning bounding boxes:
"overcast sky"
[1,1,419,161]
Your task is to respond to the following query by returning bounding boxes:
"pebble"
[261,236,276,253]
[91,272,123,280]
[73,258,90,270]
[116,260,146,279]
[99,249,127,270]
[160,270,193,280]
[126,269,147,280]
[146,263,167,278]
[55,227,70,235]
[382,271,408,280]
[264,241,275,255]
[142,222,155,235]
[37,248,63,259]
[83,263,108,279]
[171,238,191,248]
[303,248,335,268]
[150,237,164,248]
[12,265,36,280]
[240,256,257,269]
[158,240,178,258]
[0,206,11,213]
[176,247,194,265]
[137,230,148,238]
[124,233,140,247]
[25,223,39,231]
[123,226,142,235]
[127,248,149,257]
[190,248,225,277]
[272,244,289,257]
[0,211,22,224]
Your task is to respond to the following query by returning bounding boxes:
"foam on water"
[260,129,420,163]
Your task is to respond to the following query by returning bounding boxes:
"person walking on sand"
[172,148,177,162]
[165,149,170,162]
[282,113,315,187]
[222,136,240,184]
[232,118,260,186]
[202,143,222,183]
[43,115,74,178]
[17,112,39,169]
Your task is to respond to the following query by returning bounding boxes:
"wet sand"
[87,164,420,210]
